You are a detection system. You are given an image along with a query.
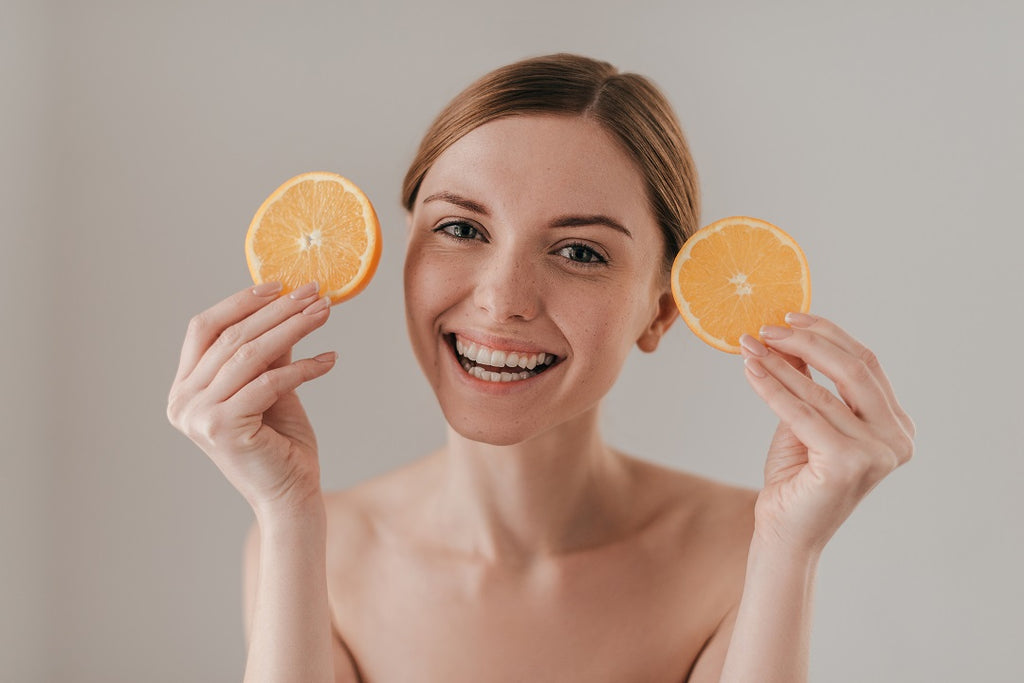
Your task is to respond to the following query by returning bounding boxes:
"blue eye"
[558,243,606,265]
[437,221,482,240]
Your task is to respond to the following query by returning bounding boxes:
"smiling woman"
[404,113,680,447]
[166,53,914,683]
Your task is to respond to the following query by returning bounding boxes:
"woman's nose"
[473,253,540,322]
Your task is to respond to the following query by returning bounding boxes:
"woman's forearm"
[718,535,820,683]
[244,498,333,683]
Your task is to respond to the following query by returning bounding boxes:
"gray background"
[3,0,1021,681]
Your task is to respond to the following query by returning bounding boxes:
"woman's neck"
[427,406,636,565]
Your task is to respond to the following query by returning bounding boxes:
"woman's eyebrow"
[550,214,632,239]
[422,191,631,239]
[422,191,490,216]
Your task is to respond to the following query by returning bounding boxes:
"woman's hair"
[401,53,701,270]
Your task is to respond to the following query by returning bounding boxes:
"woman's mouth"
[449,334,559,383]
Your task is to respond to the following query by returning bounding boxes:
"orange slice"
[670,216,811,354]
[245,172,382,304]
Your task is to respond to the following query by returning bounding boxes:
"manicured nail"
[289,281,320,299]
[739,334,769,356]
[303,295,331,315]
[744,357,767,378]
[785,312,817,328]
[314,351,337,363]
[760,325,793,340]
[252,281,283,297]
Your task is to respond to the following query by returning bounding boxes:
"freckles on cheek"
[407,257,455,312]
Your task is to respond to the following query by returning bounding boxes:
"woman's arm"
[690,313,914,681]
[715,538,818,682]
[243,499,334,683]
[687,537,819,683]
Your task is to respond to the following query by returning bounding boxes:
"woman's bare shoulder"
[622,454,758,553]
[321,455,439,553]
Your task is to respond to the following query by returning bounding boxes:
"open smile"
[447,333,560,383]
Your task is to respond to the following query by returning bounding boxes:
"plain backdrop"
[3,1,1022,681]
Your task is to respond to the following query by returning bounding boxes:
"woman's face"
[404,114,677,445]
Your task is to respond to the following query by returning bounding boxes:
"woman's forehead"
[417,115,653,222]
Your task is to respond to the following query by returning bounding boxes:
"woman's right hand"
[167,280,336,515]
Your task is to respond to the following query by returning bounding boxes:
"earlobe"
[637,291,679,353]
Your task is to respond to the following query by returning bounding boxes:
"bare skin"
[279,445,756,682]
[173,115,914,682]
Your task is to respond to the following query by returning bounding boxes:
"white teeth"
[454,335,557,370]
[459,352,542,383]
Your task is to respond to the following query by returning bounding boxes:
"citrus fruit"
[245,171,382,304]
[670,216,811,354]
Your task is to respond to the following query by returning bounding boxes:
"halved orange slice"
[245,172,382,304]
[671,216,811,353]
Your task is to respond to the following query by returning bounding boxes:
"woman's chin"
[443,415,536,447]
[438,402,563,447]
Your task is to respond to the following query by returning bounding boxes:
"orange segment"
[245,172,382,304]
[671,216,811,353]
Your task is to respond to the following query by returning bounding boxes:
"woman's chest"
[328,541,735,682]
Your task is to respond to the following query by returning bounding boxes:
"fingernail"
[314,351,337,363]
[303,296,331,315]
[760,325,793,340]
[252,281,283,297]
[744,357,767,378]
[785,312,817,328]
[739,334,769,356]
[289,281,320,299]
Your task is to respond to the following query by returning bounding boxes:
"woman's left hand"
[738,312,915,554]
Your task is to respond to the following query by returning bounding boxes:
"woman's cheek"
[406,243,459,307]
[556,285,635,366]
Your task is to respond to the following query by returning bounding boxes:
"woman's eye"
[437,221,481,240]
[558,243,606,265]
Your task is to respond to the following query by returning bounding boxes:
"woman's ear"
[636,290,679,353]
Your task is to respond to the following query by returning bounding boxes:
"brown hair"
[401,53,701,270]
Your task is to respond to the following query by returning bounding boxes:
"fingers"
[204,295,333,403]
[740,313,915,474]
[175,281,284,382]
[184,282,325,390]
[740,350,851,455]
[774,313,914,437]
[740,336,863,438]
[226,352,338,418]
[752,325,896,430]
[768,346,811,379]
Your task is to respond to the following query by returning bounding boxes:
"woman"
[167,54,914,682]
